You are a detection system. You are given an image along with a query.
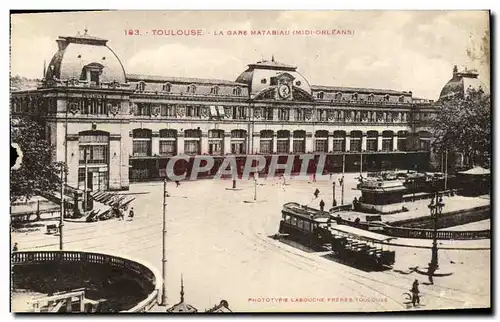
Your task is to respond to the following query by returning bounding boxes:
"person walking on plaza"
[12,242,18,252]
[175,180,180,187]
[128,207,135,221]
[319,199,325,212]
[314,188,320,199]
[410,279,420,307]
[427,264,436,285]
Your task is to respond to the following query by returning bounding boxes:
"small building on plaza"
[357,178,407,214]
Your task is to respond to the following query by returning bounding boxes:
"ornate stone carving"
[109,103,119,116]
[224,107,232,118]
[177,105,186,117]
[362,111,368,122]
[152,105,161,117]
[68,102,80,115]
[129,103,137,115]
[201,106,209,118]
[304,108,312,120]
[327,110,335,121]
[254,107,262,119]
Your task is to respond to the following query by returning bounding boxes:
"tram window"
[297,219,303,230]
[303,221,311,232]
[291,217,297,227]
[285,214,291,223]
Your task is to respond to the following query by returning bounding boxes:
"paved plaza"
[12,173,491,312]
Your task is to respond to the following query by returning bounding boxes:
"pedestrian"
[319,199,325,212]
[313,173,317,182]
[314,188,320,199]
[175,180,180,187]
[410,279,420,307]
[12,242,18,252]
[128,207,135,221]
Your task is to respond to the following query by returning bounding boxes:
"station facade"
[11,31,444,191]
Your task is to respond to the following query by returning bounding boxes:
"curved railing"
[11,250,160,313]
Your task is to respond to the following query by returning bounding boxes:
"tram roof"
[282,202,331,222]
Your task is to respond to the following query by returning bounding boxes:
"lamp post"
[338,177,344,206]
[428,192,445,270]
[59,165,65,251]
[161,178,168,306]
[253,176,257,201]
[332,181,336,207]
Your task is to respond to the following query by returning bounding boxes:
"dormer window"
[398,95,405,103]
[233,87,242,96]
[80,62,104,86]
[334,92,342,101]
[162,83,171,92]
[367,93,375,102]
[137,81,146,92]
[317,91,324,99]
[211,86,220,95]
[384,94,390,102]
[187,84,197,94]
[351,93,358,101]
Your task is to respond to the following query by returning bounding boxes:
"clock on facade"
[278,84,291,99]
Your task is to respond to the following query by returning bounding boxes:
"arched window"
[231,130,247,154]
[137,81,146,92]
[351,93,359,101]
[187,84,197,94]
[208,129,224,155]
[184,129,201,155]
[399,95,405,103]
[260,130,274,154]
[349,131,362,152]
[315,130,329,152]
[366,130,379,151]
[334,92,342,101]
[132,129,152,156]
[397,130,409,151]
[159,129,177,156]
[211,86,220,95]
[292,130,306,153]
[382,130,394,151]
[316,91,324,99]
[384,94,390,102]
[162,83,171,92]
[367,93,375,102]
[277,130,290,153]
[233,87,242,96]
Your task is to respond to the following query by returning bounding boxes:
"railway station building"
[11,30,478,192]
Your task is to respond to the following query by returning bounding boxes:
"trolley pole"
[59,168,64,250]
[161,178,168,306]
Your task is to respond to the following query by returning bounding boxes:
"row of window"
[315,92,408,103]
[135,82,244,96]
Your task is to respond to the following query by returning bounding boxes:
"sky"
[10,10,490,101]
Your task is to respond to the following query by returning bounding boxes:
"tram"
[279,202,396,269]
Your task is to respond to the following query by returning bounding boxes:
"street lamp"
[428,192,445,270]
[338,177,344,206]
[332,181,336,207]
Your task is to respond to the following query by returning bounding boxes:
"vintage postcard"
[10,10,491,313]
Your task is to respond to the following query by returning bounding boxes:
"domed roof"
[45,30,126,84]
[439,65,489,101]
[235,57,312,98]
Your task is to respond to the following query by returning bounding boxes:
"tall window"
[316,92,324,99]
[162,83,171,92]
[135,103,151,116]
[231,130,247,154]
[137,82,146,92]
[184,129,201,155]
[277,130,290,154]
[159,129,177,156]
[160,104,176,117]
[233,87,242,96]
[260,130,274,154]
[317,109,327,121]
[419,131,432,151]
[296,108,305,121]
[333,131,346,152]
[232,106,246,120]
[208,129,224,155]
[263,107,274,120]
[367,131,378,152]
[187,84,197,94]
[211,86,220,95]
[315,130,329,152]
[132,129,152,156]
[292,130,306,153]
[382,131,394,151]
[397,131,409,151]
[350,131,362,152]
[278,108,290,121]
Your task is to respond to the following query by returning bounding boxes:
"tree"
[10,117,66,202]
[430,89,491,168]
